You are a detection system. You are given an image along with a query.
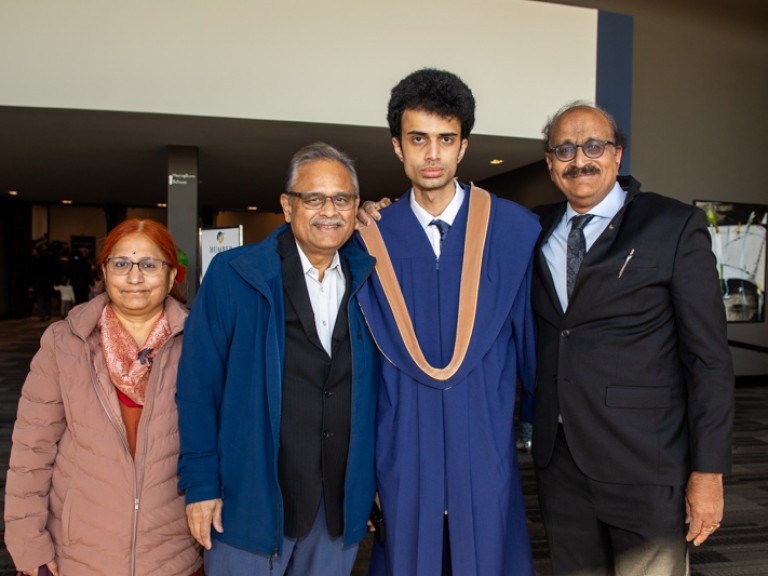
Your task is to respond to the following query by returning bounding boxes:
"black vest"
[277,230,353,538]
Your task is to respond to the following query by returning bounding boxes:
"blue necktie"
[430,219,450,248]
[566,214,594,299]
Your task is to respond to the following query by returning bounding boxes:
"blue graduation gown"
[356,185,539,576]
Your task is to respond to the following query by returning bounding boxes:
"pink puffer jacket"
[4,294,202,575]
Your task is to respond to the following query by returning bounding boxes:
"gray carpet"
[0,315,765,575]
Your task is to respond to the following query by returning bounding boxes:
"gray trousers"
[204,499,359,576]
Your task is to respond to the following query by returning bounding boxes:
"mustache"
[563,164,601,178]
[311,217,345,227]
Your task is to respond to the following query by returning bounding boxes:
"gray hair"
[542,101,626,151]
[285,142,359,195]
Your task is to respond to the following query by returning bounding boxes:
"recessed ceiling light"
[489,159,504,165]
[157,202,168,208]
[8,190,18,196]
[247,206,258,211]
[62,199,73,204]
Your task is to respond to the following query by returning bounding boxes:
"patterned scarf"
[99,304,172,406]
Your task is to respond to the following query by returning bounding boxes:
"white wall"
[0,0,596,139]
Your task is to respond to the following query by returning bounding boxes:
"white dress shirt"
[409,180,465,258]
[296,243,345,356]
[542,181,627,311]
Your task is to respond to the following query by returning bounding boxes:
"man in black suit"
[532,102,734,575]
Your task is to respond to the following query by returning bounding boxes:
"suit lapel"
[278,230,326,354]
[536,203,567,316]
[567,184,639,316]
[330,257,351,353]
[577,184,638,273]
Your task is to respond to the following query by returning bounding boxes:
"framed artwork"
[694,200,766,323]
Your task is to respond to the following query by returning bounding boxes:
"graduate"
[356,69,539,576]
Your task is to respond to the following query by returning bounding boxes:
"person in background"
[70,249,94,304]
[516,383,533,451]
[176,142,379,576]
[532,102,734,575]
[88,270,105,300]
[5,219,202,576]
[30,246,54,321]
[52,275,75,319]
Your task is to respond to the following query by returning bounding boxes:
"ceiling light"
[489,159,504,165]
[247,206,258,211]
[62,199,73,204]
[8,190,18,196]
[157,202,168,208]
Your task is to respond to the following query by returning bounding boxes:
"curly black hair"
[387,68,475,140]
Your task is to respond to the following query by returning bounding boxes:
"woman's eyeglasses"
[106,257,168,276]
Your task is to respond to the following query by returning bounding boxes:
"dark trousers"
[536,426,689,576]
[443,514,452,576]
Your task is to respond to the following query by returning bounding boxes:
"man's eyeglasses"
[106,257,168,276]
[286,192,357,211]
[547,139,617,162]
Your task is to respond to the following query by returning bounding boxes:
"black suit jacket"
[277,230,353,538]
[532,176,734,485]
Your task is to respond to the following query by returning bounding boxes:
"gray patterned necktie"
[566,214,594,299]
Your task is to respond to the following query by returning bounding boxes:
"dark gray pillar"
[167,146,199,305]
[0,198,33,319]
[596,11,633,175]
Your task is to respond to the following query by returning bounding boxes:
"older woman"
[5,219,202,576]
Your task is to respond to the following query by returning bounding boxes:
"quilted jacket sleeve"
[4,326,68,571]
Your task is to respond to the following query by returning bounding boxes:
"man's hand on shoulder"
[356,198,392,229]
[186,498,224,550]
[685,471,723,546]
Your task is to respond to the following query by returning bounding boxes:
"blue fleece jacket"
[177,225,379,556]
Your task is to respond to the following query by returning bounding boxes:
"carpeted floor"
[1,315,766,575]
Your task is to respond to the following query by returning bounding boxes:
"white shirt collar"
[409,179,465,230]
[295,242,342,280]
[565,181,626,222]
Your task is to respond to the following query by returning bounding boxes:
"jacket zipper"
[131,333,179,575]
[83,343,138,576]
[435,256,449,519]
[271,324,282,571]
[340,266,374,542]
[79,322,181,576]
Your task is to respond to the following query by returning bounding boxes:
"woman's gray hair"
[285,142,359,195]
[542,101,626,151]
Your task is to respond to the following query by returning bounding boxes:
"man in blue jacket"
[176,142,379,576]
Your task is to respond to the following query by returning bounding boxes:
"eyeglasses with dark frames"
[547,139,617,162]
[106,257,168,276]
[285,192,358,211]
